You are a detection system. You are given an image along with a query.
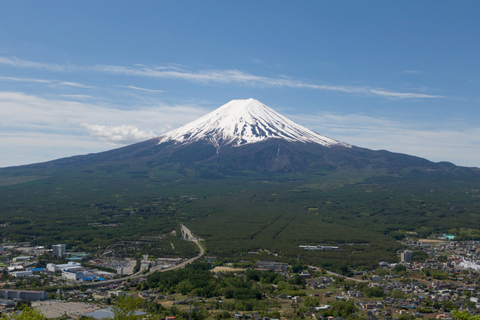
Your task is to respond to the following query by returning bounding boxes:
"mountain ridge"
[1,98,477,175]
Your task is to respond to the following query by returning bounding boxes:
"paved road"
[82,224,204,287]
[324,270,367,282]
[153,224,204,271]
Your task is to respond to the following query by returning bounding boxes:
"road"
[82,224,204,287]
[150,224,204,271]
[324,270,367,282]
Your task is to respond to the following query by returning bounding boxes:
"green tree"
[398,314,415,320]
[1,306,47,320]
[111,296,142,320]
[304,296,320,307]
[452,310,480,320]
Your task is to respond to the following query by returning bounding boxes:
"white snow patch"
[157,98,350,148]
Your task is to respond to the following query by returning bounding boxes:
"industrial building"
[46,261,82,272]
[0,289,47,301]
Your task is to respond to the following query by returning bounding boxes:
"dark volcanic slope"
[11,136,460,175]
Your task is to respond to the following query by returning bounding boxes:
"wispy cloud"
[0,56,444,99]
[0,90,208,138]
[92,65,445,99]
[126,85,164,93]
[59,94,94,100]
[59,81,93,88]
[0,56,68,72]
[369,89,442,99]
[0,76,51,83]
[0,75,92,89]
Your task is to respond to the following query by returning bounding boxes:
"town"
[1,234,480,320]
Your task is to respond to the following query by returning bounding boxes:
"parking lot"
[32,301,100,318]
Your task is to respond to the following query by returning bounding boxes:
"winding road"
[82,224,204,287]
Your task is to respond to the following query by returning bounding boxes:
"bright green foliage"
[321,300,357,319]
[147,262,217,296]
[1,307,47,320]
[303,296,320,307]
[111,296,142,320]
[452,310,480,320]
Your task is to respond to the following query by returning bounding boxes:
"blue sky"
[1,1,479,168]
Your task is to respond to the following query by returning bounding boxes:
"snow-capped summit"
[158,98,350,150]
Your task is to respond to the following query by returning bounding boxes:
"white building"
[62,269,96,281]
[12,256,32,262]
[11,271,33,278]
[46,261,81,272]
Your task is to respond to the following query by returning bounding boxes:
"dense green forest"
[1,165,479,268]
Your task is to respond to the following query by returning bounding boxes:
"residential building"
[52,244,66,258]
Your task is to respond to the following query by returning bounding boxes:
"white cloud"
[81,123,156,144]
[59,94,94,100]
[0,76,52,83]
[369,89,443,99]
[0,91,210,167]
[0,75,92,89]
[0,91,207,134]
[0,56,443,99]
[126,85,164,93]
[0,56,68,72]
[59,81,93,88]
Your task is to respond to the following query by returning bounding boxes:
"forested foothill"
[1,164,480,271]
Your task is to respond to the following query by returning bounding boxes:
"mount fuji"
[16,98,462,174]
[157,98,350,150]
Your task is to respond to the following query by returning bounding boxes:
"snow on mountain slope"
[158,98,350,150]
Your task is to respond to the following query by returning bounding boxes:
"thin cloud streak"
[0,56,68,72]
[60,81,93,88]
[0,76,51,83]
[0,56,443,99]
[0,75,92,89]
[126,85,164,93]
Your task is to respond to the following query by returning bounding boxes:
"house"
[255,260,289,272]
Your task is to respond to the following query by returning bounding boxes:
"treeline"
[146,262,287,300]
